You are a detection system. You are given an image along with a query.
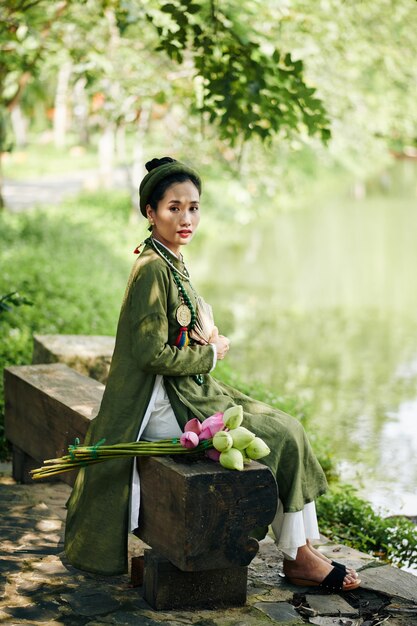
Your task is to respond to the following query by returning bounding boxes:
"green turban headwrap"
[139,159,202,216]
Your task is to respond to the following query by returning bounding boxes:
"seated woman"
[64,157,360,591]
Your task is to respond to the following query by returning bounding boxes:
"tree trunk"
[0,152,4,210]
[53,60,72,148]
[116,124,126,163]
[0,109,6,210]
[10,104,28,148]
[73,77,89,145]
[98,121,116,188]
[130,101,152,213]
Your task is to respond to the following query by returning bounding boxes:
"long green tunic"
[64,242,327,575]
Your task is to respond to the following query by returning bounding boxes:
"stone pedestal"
[142,550,248,610]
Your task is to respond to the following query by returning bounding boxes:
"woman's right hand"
[210,326,230,360]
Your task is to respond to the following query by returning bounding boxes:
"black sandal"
[287,565,361,591]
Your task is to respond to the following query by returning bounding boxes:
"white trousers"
[130,375,320,559]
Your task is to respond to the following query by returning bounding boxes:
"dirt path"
[3,167,131,212]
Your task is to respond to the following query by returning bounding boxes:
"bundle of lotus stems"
[31,405,270,480]
[30,438,211,480]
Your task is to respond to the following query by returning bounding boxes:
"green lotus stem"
[30,438,214,480]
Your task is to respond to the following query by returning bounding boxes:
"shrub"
[316,484,417,568]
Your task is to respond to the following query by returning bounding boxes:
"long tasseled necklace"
[143,237,204,385]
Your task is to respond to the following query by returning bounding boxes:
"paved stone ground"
[3,167,131,212]
[1,462,416,626]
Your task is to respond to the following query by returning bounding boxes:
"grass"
[2,140,100,179]
[0,189,416,569]
[0,189,140,457]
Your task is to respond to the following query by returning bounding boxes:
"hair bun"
[145,156,176,173]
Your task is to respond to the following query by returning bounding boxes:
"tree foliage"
[0,0,71,112]
[142,0,330,143]
[1,0,416,209]
[1,0,331,146]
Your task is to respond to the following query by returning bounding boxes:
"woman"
[65,157,359,591]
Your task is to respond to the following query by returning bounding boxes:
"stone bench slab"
[33,334,115,383]
[4,363,104,485]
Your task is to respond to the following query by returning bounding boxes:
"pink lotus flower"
[205,449,221,462]
[184,418,202,435]
[180,431,199,449]
[199,426,212,441]
[199,413,225,439]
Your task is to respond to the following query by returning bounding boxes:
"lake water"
[191,159,417,519]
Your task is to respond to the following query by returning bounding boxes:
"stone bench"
[32,334,115,384]
[4,362,278,609]
[4,363,103,485]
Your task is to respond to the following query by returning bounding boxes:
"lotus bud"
[184,418,202,435]
[180,431,199,449]
[205,449,221,462]
[223,405,243,429]
[220,448,244,471]
[229,426,255,450]
[245,437,271,460]
[241,448,252,466]
[213,431,233,452]
[200,413,225,438]
[199,427,212,441]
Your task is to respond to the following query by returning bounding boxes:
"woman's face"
[146,180,200,255]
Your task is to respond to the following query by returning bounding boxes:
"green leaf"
[161,3,177,14]
[186,4,200,14]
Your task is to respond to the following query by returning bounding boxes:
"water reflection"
[193,160,417,516]
[357,396,417,516]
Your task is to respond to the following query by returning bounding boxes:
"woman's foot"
[283,545,360,588]
[306,539,358,580]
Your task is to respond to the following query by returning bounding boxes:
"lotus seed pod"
[229,426,255,450]
[219,447,244,471]
[245,437,271,460]
[223,405,243,429]
[213,430,233,452]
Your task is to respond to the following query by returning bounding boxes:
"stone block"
[143,549,248,610]
[359,564,417,603]
[33,334,115,383]
[4,363,103,485]
[136,455,278,572]
[255,601,304,624]
[306,594,358,616]
[131,556,144,587]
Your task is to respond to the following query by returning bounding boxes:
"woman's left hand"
[212,333,230,360]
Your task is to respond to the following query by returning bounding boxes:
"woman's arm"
[129,261,215,376]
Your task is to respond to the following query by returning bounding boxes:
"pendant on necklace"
[176,304,192,326]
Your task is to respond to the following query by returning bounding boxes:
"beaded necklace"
[147,237,191,282]
[146,237,204,385]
